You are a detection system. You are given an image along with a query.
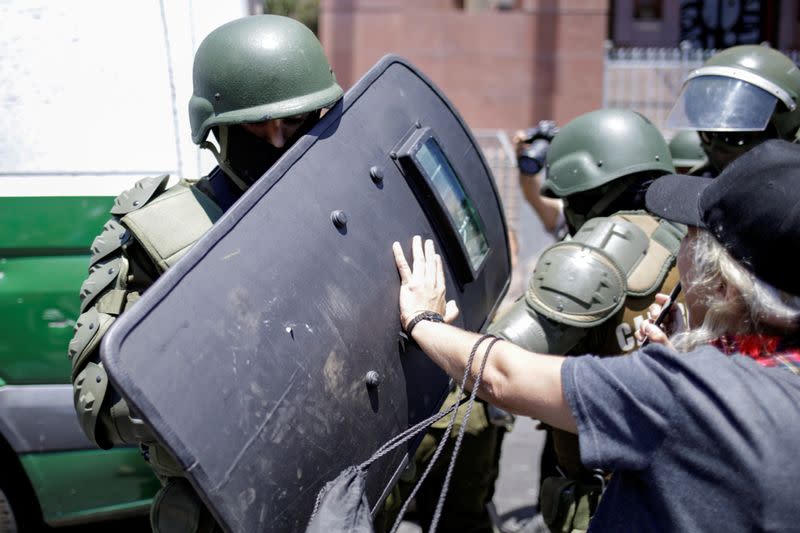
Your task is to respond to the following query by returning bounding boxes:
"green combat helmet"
[541,109,674,231]
[668,130,707,172]
[189,15,343,186]
[666,45,800,170]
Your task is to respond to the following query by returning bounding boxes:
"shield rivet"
[331,210,348,228]
[370,166,384,184]
[366,371,381,388]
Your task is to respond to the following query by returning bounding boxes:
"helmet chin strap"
[564,177,635,232]
[200,125,251,192]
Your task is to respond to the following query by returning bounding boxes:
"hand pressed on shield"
[392,236,459,332]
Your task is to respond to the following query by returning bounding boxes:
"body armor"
[70,172,227,531]
[489,210,685,532]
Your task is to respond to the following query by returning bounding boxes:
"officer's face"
[698,129,772,172]
[242,113,312,149]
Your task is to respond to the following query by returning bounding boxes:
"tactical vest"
[70,174,222,462]
[551,213,684,477]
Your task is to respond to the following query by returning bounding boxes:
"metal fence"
[473,129,520,233]
[602,42,800,138]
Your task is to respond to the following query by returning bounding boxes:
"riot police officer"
[68,15,342,532]
[666,44,800,174]
[488,109,685,533]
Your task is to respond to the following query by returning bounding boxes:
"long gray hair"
[672,230,800,352]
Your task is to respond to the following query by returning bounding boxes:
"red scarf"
[711,334,800,375]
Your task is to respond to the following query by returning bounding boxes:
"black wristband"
[405,311,444,336]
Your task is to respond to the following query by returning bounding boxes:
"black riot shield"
[102,55,510,532]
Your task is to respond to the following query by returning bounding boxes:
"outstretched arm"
[392,236,577,433]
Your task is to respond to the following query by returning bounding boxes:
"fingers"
[392,241,411,283]
[435,254,444,289]
[641,322,669,345]
[411,235,424,278]
[444,300,460,324]
[395,236,458,330]
[396,233,450,291]
[646,303,662,322]
[654,293,671,306]
[424,239,437,286]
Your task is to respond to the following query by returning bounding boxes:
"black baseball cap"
[645,139,800,296]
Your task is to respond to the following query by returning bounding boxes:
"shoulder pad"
[612,212,687,296]
[78,257,127,313]
[89,218,130,268]
[108,398,154,444]
[110,175,169,215]
[525,217,649,328]
[121,183,223,272]
[68,307,115,380]
[73,362,112,449]
[487,296,587,354]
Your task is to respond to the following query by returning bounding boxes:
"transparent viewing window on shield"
[415,138,489,272]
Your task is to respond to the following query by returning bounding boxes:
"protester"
[391,139,800,531]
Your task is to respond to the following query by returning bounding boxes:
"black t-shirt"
[562,344,800,532]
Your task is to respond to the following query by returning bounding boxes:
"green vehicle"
[0,1,247,529]
[0,196,160,529]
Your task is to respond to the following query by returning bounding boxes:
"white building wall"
[0,0,248,197]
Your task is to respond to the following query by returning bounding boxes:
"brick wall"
[320,0,609,131]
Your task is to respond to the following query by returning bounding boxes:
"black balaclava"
[220,111,319,188]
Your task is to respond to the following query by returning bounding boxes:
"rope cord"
[359,394,469,471]
[309,390,472,521]
[389,334,498,533]
[309,333,501,528]
[429,336,500,533]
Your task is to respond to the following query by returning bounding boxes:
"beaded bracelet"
[405,311,444,336]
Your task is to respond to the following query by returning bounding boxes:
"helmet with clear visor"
[667,45,800,139]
